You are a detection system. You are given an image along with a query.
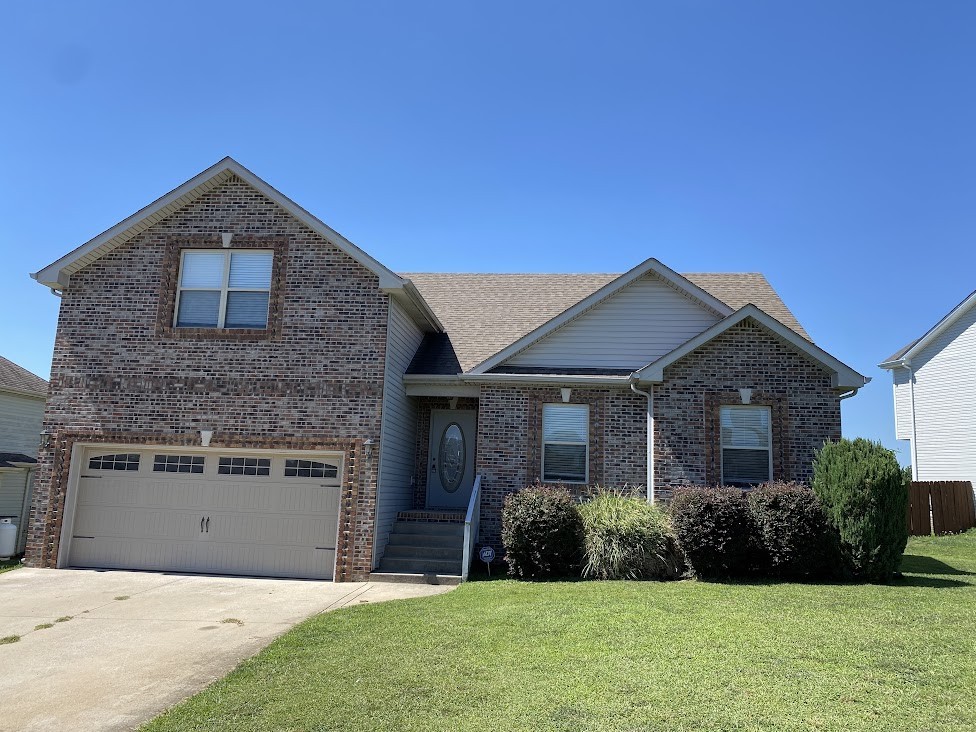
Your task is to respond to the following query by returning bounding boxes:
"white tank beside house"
[881,289,976,490]
[0,356,49,554]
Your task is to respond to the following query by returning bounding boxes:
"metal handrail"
[461,474,482,581]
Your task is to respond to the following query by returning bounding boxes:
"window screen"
[720,406,772,486]
[542,403,589,483]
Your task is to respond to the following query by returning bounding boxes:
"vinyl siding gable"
[505,272,721,370]
[909,300,976,486]
[374,297,425,566]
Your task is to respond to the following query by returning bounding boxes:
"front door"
[426,409,477,509]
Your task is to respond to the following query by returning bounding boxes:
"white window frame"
[174,249,273,329]
[541,403,590,484]
[719,404,773,486]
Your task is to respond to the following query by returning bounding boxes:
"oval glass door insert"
[438,422,465,492]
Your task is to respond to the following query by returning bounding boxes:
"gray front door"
[426,409,477,509]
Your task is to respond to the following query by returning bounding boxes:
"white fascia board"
[32,157,406,293]
[0,386,48,401]
[878,358,909,370]
[466,257,735,374]
[884,289,976,367]
[632,304,870,391]
[403,372,631,395]
[463,373,630,387]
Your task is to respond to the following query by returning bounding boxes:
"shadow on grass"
[900,554,975,576]
[894,574,971,589]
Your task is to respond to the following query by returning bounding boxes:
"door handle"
[200,517,205,533]
[205,517,210,533]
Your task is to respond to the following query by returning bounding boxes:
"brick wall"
[474,319,842,552]
[27,175,389,580]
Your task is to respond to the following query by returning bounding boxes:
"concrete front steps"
[370,513,465,585]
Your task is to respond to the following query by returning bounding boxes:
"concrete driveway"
[0,568,452,732]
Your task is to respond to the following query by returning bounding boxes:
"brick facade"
[27,175,388,580]
[471,320,842,552]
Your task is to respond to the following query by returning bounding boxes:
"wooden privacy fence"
[907,481,976,536]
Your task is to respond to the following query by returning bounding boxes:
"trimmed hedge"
[579,491,684,580]
[669,487,762,579]
[812,438,909,581]
[501,486,585,579]
[748,482,839,579]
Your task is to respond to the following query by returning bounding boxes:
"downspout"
[630,378,654,504]
[49,288,63,298]
[904,360,919,480]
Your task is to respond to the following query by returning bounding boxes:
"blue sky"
[2,1,975,465]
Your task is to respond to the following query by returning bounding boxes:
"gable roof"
[405,269,810,374]
[0,356,48,398]
[31,157,443,332]
[632,305,868,391]
[880,288,976,367]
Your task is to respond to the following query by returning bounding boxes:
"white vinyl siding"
[542,403,589,483]
[891,367,913,441]
[902,301,976,488]
[507,273,721,370]
[0,391,45,457]
[720,406,772,486]
[374,298,426,567]
[0,470,33,552]
[175,250,273,329]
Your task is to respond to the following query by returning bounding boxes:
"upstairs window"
[175,250,273,329]
[720,405,772,486]
[542,403,589,484]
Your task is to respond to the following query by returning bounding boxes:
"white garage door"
[67,447,343,579]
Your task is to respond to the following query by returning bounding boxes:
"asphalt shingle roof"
[0,356,48,398]
[0,452,37,469]
[402,272,809,374]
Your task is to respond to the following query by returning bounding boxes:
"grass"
[0,635,20,645]
[144,532,976,732]
[34,623,54,631]
[0,557,21,574]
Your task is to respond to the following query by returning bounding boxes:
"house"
[0,356,48,554]
[27,158,868,582]
[880,289,976,488]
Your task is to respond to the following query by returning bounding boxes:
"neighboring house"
[0,356,48,554]
[880,289,976,487]
[27,158,868,582]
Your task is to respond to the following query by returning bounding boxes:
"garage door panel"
[68,449,341,580]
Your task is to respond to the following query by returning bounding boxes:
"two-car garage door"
[65,447,342,580]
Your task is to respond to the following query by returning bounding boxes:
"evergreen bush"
[811,438,909,581]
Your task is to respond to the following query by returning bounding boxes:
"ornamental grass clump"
[812,438,909,582]
[579,490,684,580]
[501,485,585,579]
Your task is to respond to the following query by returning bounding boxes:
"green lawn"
[0,558,21,574]
[145,532,976,732]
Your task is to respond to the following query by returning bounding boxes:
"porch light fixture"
[363,438,375,459]
[39,431,52,449]
[200,429,214,447]
[221,232,233,248]
[738,388,753,405]
[561,388,572,403]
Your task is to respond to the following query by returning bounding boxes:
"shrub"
[747,482,839,579]
[501,486,585,579]
[669,487,762,579]
[812,438,909,582]
[578,490,684,580]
